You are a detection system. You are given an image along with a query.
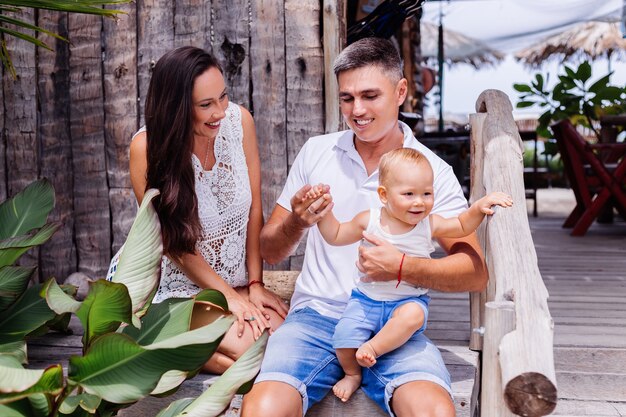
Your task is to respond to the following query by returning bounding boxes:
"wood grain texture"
[3,9,38,269]
[473,89,557,416]
[37,10,76,282]
[212,0,250,109]
[69,13,111,278]
[137,0,174,125]
[103,3,138,255]
[322,0,346,133]
[174,0,210,49]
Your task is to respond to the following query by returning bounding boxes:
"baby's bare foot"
[333,374,361,402]
[356,343,377,367]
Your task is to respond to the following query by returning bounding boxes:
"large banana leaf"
[59,393,101,414]
[0,283,56,344]
[0,394,49,417]
[0,223,59,269]
[44,278,133,347]
[0,355,63,401]
[110,188,162,327]
[0,341,27,364]
[0,265,36,311]
[157,332,269,417]
[68,316,234,403]
[0,178,54,240]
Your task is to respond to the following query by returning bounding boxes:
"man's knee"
[391,381,454,417]
[241,381,303,417]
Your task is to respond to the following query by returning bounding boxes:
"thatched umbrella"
[515,21,626,67]
[421,21,505,69]
[420,21,504,130]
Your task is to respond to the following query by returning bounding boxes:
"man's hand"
[357,231,403,282]
[290,184,333,228]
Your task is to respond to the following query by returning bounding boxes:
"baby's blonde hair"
[378,148,432,187]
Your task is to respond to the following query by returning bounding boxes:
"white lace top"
[154,102,251,302]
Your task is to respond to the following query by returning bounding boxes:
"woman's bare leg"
[191,287,285,374]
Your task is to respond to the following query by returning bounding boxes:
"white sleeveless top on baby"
[153,102,251,302]
[357,207,433,301]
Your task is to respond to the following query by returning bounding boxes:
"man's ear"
[396,78,408,105]
[378,185,388,204]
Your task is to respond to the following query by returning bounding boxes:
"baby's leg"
[334,348,362,402]
[356,301,425,367]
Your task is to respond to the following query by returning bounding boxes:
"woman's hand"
[247,284,289,322]
[290,184,333,228]
[224,291,270,340]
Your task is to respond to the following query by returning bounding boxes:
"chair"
[551,120,626,236]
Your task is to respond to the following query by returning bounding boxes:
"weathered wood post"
[322,0,346,133]
[471,89,557,416]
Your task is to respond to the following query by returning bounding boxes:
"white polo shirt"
[276,122,468,319]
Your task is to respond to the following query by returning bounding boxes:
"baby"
[304,147,512,402]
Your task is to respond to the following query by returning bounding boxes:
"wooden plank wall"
[0,0,326,280]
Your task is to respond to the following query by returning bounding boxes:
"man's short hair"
[333,37,404,83]
[379,148,432,187]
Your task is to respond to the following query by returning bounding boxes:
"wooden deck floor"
[529,214,626,416]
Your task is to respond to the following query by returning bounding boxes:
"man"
[241,37,487,417]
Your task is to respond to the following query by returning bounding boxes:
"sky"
[420,0,626,118]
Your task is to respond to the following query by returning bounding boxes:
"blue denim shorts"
[333,288,430,349]
[255,306,452,416]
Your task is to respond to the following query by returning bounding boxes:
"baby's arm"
[303,184,369,246]
[431,192,513,239]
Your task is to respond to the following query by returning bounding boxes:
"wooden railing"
[469,90,557,416]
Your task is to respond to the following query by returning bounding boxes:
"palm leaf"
[68,316,234,403]
[0,340,28,364]
[0,266,36,311]
[0,283,56,344]
[0,179,54,240]
[110,188,162,327]
[0,0,129,17]
[59,393,101,414]
[0,223,60,269]
[0,355,63,400]
[158,332,269,417]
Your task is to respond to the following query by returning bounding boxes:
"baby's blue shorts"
[333,288,430,349]
[255,304,452,416]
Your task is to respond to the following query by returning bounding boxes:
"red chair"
[551,120,626,236]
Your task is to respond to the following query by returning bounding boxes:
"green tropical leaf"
[59,393,101,414]
[0,223,60,269]
[516,101,536,108]
[0,397,46,417]
[576,61,592,83]
[0,355,63,402]
[594,86,623,102]
[173,332,269,416]
[110,188,162,326]
[150,370,189,396]
[44,278,133,347]
[68,316,234,403]
[156,398,195,417]
[588,74,612,94]
[0,0,130,16]
[535,73,544,92]
[0,341,28,364]
[0,283,56,344]
[121,298,194,345]
[513,83,531,93]
[564,65,576,79]
[0,266,35,311]
[0,179,54,240]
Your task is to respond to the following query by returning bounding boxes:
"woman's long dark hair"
[144,46,223,259]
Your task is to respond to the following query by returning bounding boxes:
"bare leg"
[356,302,424,367]
[241,381,302,417]
[333,348,362,402]
[391,380,454,417]
[191,287,285,374]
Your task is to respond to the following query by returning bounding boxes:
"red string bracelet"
[396,253,406,288]
[247,280,265,288]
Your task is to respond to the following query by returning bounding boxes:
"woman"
[129,46,288,373]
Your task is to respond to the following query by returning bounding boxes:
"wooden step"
[552,399,626,416]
